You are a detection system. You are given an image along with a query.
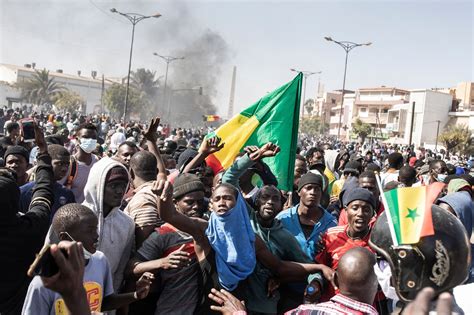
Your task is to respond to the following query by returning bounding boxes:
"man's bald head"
[336,247,378,305]
[130,151,157,181]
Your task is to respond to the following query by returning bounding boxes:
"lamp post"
[290,68,321,118]
[324,36,371,139]
[153,53,184,114]
[110,8,161,121]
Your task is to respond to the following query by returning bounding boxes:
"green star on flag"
[406,207,419,222]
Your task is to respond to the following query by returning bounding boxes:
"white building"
[386,89,453,148]
[0,63,119,113]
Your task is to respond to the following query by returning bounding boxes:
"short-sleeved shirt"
[22,251,114,315]
[136,224,199,315]
[20,181,75,219]
[276,205,337,258]
[124,181,163,228]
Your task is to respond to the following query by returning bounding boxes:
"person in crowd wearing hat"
[19,144,75,218]
[0,123,55,314]
[82,157,135,291]
[276,172,337,259]
[415,164,431,186]
[330,160,361,202]
[59,123,99,203]
[114,141,139,169]
[381,152,404,186]
[124,151,162,248]
[128,173,206,315]
[4,145,31,186]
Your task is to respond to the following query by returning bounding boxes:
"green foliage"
[17,69,66,106]
[103,83,144,118]
[53,91,85,113]
[352,118,372,143]
[299,116,326,136]
[439,124,473,155]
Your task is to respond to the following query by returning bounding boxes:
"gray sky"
[1,0,472,116]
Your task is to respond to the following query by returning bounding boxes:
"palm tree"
[131,68,159,99]
[17,69,65,106]
[439,124,473,156]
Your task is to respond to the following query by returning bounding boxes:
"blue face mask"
[437,174,447,182]
[79,138,97,154]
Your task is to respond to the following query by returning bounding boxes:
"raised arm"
[182,135,224,174]
[151,180,208,244]
[142,117,167,179]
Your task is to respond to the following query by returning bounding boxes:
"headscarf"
[205,192,256,291]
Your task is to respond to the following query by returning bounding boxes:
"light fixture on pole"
[110,8,161,121]
[153,53,184,116]
[324,36,371,139]
[290,68,321,118]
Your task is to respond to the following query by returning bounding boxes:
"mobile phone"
[27,244,67,277]
[20,119,35,143]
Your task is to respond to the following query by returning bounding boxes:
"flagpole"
[375,172,399,246]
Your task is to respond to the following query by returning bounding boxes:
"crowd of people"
[0,106,472,315]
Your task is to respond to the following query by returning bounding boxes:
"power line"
[88,0,128,24]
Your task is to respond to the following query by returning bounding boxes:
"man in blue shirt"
[276,172,337,260]
[20,144,75,219]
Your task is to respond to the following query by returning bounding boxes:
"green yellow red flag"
[205,73,302,191]
[382,183,444,245]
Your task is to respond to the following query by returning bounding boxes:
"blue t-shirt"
[20,181,75,220]
[276,204,337,259]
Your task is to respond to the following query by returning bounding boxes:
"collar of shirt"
[330,294,378,315]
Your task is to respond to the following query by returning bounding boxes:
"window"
[331,98,336,104]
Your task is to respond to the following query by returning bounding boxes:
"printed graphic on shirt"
[54,281,103,314]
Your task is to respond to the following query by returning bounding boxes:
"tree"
[103,84,144,119]
[131,68,159,100]
[352,118,372,144]
[304,99,315,116]
[439,124,473,156]
[17,69,65,107]
[299,116,326,136]
[53,91,85,113]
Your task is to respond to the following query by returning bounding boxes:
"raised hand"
[199,136,225,155]
[135,272,155,300]
[258,143,280,158]
[34,122,48,154]
[151,179,173,202]
[143,117,160,143]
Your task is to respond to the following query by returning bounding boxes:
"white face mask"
[422,174,431,184]
[437,174,447,182]
[79,138,97,154]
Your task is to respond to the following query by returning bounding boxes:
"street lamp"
[290,68,321,118]
[325,36,371,139]
[153,53,184,114]
[110,8,161,121]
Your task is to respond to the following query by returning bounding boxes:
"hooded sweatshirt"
[82,157,135,290]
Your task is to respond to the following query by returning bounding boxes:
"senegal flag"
[382,183,444,245]
[205,73,302,191]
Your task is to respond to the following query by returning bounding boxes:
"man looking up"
[60,123,99,203]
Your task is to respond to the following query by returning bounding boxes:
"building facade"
[0,63,118,113]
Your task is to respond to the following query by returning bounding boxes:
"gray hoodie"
[82,157,135,291]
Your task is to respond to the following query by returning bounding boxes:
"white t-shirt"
[22,251,114,315]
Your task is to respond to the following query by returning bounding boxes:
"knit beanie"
[173,173,205,199]
[177,148,199,171]
[343,161,361,175]
[4,145,29,163]
[105,166,129,183]
[343,187,376,209]
[297,172,323,192]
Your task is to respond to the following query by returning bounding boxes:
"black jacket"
[0,153,53,315]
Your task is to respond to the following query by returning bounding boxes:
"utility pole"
[408,101,416,147]
[435,120,441,152]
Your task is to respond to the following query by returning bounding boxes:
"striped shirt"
[284,294,378,315]
[124,181,163,228]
